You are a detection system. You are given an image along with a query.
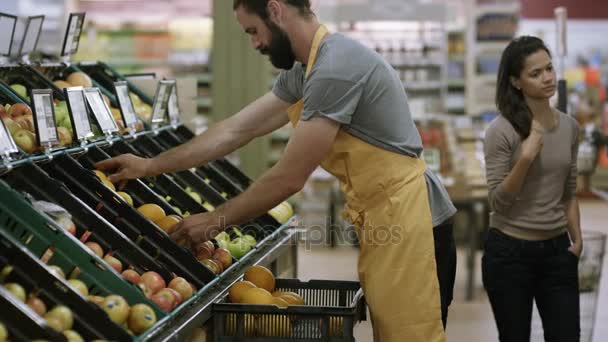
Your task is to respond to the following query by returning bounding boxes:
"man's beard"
[260,21,296,70]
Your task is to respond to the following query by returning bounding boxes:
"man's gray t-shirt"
[272,33,456,226]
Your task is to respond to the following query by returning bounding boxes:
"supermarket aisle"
[297,199,608,342]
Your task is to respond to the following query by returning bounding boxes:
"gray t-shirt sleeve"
[272,65,304,104]
[484,118,518,214]
[424,169,457,226]
[300,77,363,124]
[562,119,579,202]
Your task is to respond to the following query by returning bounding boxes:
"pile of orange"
[137,203,181,234]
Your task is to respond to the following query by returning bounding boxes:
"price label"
[61,13,85,56]
[0,13,17,56]
[0,118,18,155]
[114,81,139,129]
[31,90,59,147]
[167,80,180,125]
[84,88,118,134]
[64,87,94,140]
[18,15,44,56]
[151,80,174,124]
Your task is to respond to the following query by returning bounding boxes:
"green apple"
[0,321,7,341]
[202,202,214,212]
[3,283,26,302]
[189,191,202,204]
[10,84,27,99]
[215,231,230,243]
[242,234,257,247]
[227,238,251,260]
[172,206,183,215]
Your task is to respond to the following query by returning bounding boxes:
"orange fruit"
[278,293,305,306]
[137,204,166,223]
[272,297,289,308]
[273,291,304,305]
[229,281,257,303]
[244,265,275,292]
[239,287,274,305]
[101,179,116,192]
[93,170,108,180]
[117,192,133,206]
[156,215,181,233]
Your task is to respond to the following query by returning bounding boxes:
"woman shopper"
[483,36,582,342]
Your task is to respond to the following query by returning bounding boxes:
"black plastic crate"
[2,162,173,280]
[76,61,152,105]
[39,153,216,288]
[213,279,366,342]
[0,229,130,340]
[0,65,66,102]
[0,285,66,342]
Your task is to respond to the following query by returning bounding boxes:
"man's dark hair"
[233,0,313,19]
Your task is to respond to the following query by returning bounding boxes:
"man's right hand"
[95,154,154,183]
[520,120,544,162]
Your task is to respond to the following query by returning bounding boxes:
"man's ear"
[267,0,282,24]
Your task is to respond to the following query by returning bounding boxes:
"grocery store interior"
[0,0,607,341]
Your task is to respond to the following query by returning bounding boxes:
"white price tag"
[0,119,18,155]
[61,13,85,56]
[65,87,94,140]
[151,80,174,124]
[0,13,17,56]
[31,90,59,147]
[114,81,139,128]
[84,88,118,134]
[167,80,180,125]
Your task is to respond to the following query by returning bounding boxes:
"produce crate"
[0,285,65,342]
[0,179,166,319]
[213,279,366,341]
[0,229,130,340]
[39,153,216,288]
[2,161,174,281]
[77,61,153,105]
[0,65,66,102]
[34,62,120,108]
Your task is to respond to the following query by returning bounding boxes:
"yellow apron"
[287,25,445,342]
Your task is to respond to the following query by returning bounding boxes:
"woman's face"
[511,49,556,100]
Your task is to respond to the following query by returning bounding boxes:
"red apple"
[84,242,103,258]
[156,288,182,309]
[103,254,123,273]
[195,244,213,261]
[200,259,222,274]
[26,296,47,316]
[212,248,233,270]
[14,115,34,132]
[150,292,173,312]
[169,277,194,301]
[139,271,166,295]
[122,270,140,285]
[0,105,8,119]
[138,283,154,299]
[8,103,32,118]
[56,126,73,147]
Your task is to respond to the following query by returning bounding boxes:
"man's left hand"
[170,212,224,245]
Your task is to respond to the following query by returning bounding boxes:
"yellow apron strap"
[286,24,328,126]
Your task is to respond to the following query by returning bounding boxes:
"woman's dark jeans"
[482,228,580,342]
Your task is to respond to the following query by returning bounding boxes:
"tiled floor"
[297,199,608,342]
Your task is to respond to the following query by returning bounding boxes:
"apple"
[227,238,251,260]
[66,279,89,296]
[215,232,230,243]
[137,283,154,299]
[102,295,130,325]
[45,305,74,331]
[8,103,32,118]
[13,129,36,153]
[10,84,28,99]
[195,244,213,261]
[57,126,73,147]
[139,272,166,295]
[3,118,21,135]
[3,283,26,302]
[26,296,47,316]
[169,277,193,301]
[103,254,123,273]
[212,248,233,270]
[160,287,182,306]
[14,115,34,132]
[48,265,65,279]
[0,322,7,341]
[55,216,76,236]
[242,234,257,247]
[85,242,104,258]
[188,191,203,204]
[63,330,84,342]
[122,270,140,285]
[200,259,222,274]
[45,316,64,332]
[128,304,157,334]
[150,292,173,312]
[1,266,12,278]
[0,105,7,119]
[87,295,105,306]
